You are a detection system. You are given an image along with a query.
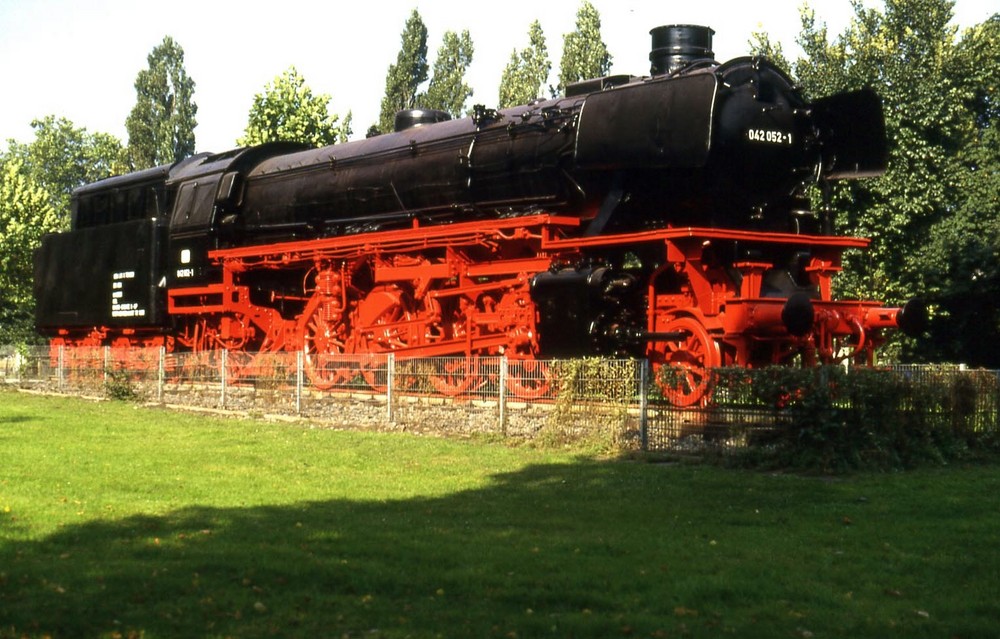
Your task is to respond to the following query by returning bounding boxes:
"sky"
[0,0,995,153]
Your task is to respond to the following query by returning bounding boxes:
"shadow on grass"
[0,461,705,638]
[3,460,998,638]
[0,415,40,426]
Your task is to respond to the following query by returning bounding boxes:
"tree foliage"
[0,157,59,343]
[126,36,197,169]
[5,116,127,224]
[238,66,352,148]
[754,1,999,365]
[498,20,551,108]
[375,9,429,135]
[420,30,475,118]
[0,117,125,342]
[555,1,612,95]
[910,15,1000,365]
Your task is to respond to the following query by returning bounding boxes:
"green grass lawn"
[1,389,998,638]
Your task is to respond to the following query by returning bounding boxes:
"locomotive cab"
[165,142,309,289]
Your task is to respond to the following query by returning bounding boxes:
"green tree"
[238,66,352,148]
[419,30,475,118]
[793,1,969,301]
[757,1,1000,364]
[5,116,127,224]
[375,9,429,135]
[908,15,1000,365]
[555,1,612,95]
[126,36,197,169]
[0,157,59,343]
[498,20,551,108]
[748,29,790,68]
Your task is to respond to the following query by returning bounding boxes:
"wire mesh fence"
[0,346,646,447]
[2,345,997,454]
[643,365,1000,456]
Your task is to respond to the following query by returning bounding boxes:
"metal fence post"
[386,353,395,423]
[296,350,304,416]
[639,358,650,451]
[158,346,165,402]
[220,349,228,408]
[104,345,110,386]
[499,355,508,435]
[58,344,65,391]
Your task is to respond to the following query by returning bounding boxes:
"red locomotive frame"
[51,213,907,406]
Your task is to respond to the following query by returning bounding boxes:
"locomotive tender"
[34,25,923,404]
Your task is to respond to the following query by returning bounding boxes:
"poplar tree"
[420,30,475,118]
[498,20,551,108]
[375,9,429,135]
[126,36,197,169]
[555,1,612,95]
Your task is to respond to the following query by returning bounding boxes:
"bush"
[541,358,637,453]
[702,366,1000,472]
[104,368,140,402]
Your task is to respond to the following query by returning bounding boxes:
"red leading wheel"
[651,316,721,407]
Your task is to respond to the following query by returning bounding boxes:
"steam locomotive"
[33,25,924,404]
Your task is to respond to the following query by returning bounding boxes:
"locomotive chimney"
[394,108,451,132]
[649,24,715,75]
